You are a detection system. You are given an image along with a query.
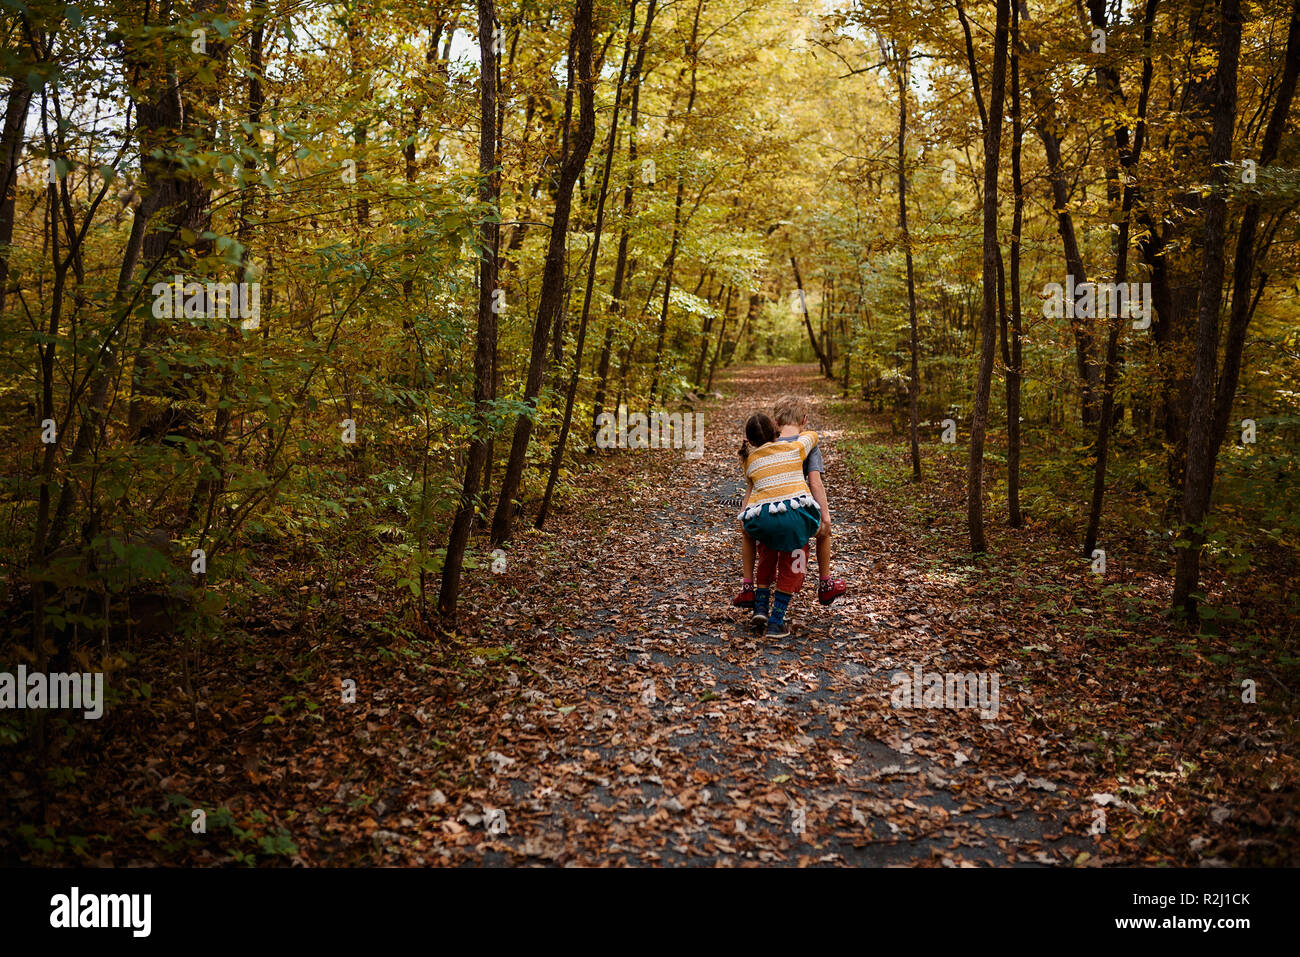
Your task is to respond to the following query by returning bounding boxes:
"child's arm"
[809,469,831,538]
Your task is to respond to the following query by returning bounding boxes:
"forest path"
[454,363,1086,866]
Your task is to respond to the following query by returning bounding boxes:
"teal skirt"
[742,497,821,552]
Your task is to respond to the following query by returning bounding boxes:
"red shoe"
[733,585,756,608]
[818,578,847,605]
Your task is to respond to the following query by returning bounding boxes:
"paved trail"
[464,364,1084,866]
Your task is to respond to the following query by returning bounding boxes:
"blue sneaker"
[765,619,791,638]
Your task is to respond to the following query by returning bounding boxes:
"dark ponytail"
[738,412,777,460]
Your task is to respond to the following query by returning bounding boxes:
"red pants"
[755,541,811,594]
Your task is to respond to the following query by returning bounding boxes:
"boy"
[734,395,847,608]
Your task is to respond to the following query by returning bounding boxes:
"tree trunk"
[190,7,267,528]
[489,0,596,545]
[705,284,733,391]
[1004,0,1027,527]
[647,0,705,409]
[1083,0,1158,555]
[592,0,658,440]
[1015,0,1100,426]
[966,0,1011,553]
[731,290,759,363]
[895,47,921,481]
[820,278,833,370]
[537,0,639,528]
[791,256,832,377]
[0,77,33,317]
[440,0,502,616]
[1172,0,1242,615]
[126,9,227,443]
[692,288,717,387]
[1174,0,1294,614]
[346,22,370,229]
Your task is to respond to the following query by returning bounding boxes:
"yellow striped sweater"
[740,431,819,516]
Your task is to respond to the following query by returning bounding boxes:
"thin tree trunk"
[490,0,596,545]
[1013,0,1100,426]
[481,34,505,521]
[190,7,267,527]
[692,288,717,386]
[1209,1,1299,459]
[592,0,658,440]
[791,256,832,377]
[647,0,705,410]
[895,45,921,481]
[0,77,33,317]
[537,0,639,528]
[346,22,371,229]
[841,302,852,396]
[1083,0,1158,555]
[967,0,1011,553]
[819,277,832,370]
[705,284,733,391]
[31,160,69,576]
[731,290,758,363]
[440,0,501,616]
[1004,0,1026,527]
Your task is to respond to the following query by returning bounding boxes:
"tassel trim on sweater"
[738,491,819,522]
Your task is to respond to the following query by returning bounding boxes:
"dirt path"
[446,363,1086,866]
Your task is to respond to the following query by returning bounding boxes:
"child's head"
[739,412,777,459]
[773,394,809,428]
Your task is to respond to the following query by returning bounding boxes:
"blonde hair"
[772,395,809,427]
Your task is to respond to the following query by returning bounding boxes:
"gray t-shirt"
[778,431,824,475]
[804,443,824,476]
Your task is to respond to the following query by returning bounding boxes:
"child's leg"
[768,546,809,629]
[815,529,831,577]
[754,541,777,587]
[741,523,756,581]
[777,544,809,594]
[733,523,758,607]
[752,543,777,621]
[815,528,848,604]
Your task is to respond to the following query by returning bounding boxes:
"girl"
[736,412,821,637]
